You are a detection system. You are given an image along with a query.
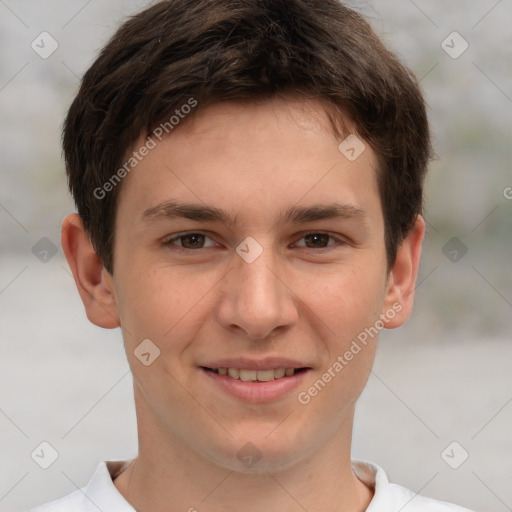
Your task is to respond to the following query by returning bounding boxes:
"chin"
[206,429,310,474]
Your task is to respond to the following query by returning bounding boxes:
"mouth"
[199,364,312,403]
[201,366,309,382]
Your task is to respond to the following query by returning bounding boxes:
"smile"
[202,367,307,381]
[200,366,311,403]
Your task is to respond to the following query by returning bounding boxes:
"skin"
[61,96,424,512]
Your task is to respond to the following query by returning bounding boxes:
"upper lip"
[200,357,311,371]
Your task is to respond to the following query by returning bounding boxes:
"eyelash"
[163,231,346,253]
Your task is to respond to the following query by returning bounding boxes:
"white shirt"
[27,459,473,511]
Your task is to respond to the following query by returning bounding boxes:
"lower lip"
[200,368,310,403]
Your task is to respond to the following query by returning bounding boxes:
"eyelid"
[163,230,347,252]
[293,230,346,248]
[163,230,219,249]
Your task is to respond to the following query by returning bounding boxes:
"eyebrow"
[140,200,366,227]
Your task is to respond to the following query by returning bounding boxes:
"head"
[61,0,432,473]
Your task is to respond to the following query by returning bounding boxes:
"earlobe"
[61,213,120,329]
[381,215,425,329]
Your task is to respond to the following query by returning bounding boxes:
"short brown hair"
[63,0,432,274]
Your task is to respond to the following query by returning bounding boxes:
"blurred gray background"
[1,1,511,511]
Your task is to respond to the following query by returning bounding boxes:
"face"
[94,97,411,472]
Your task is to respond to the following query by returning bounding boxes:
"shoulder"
[25,460,135,512]
[384,482,474,511]
[26,490,92,512]
[352,460,474,512]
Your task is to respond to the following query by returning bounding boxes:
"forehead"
[115,97,381,228]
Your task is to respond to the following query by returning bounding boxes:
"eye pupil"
[305,233,329,248]
[182,233,204,248]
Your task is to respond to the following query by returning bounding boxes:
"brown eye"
[164,232,217,251]
[295,232,340,250]
[303,233,331,248]
[179,233,206,249]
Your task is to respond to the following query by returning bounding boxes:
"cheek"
[301,260,385,386]
[295,271,383,420]
[114,261,220,351]
[305,261,386,334]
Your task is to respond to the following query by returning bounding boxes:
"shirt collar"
[87,458,394,510]
[83,459,136,510]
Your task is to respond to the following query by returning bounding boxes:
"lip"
[199,357,310,371]
[200,366,311,404]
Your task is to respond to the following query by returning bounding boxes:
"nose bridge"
[242,244,274,283]
[221,236,297,339]
[236,237,281,308]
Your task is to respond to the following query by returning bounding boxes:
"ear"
[61,213,120,329]
[381,214,425,329]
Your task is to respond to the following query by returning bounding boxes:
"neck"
[114,392,373,512]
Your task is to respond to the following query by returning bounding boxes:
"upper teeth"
[215,368,296,381]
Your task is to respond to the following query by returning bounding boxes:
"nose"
[215,240,298,341]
